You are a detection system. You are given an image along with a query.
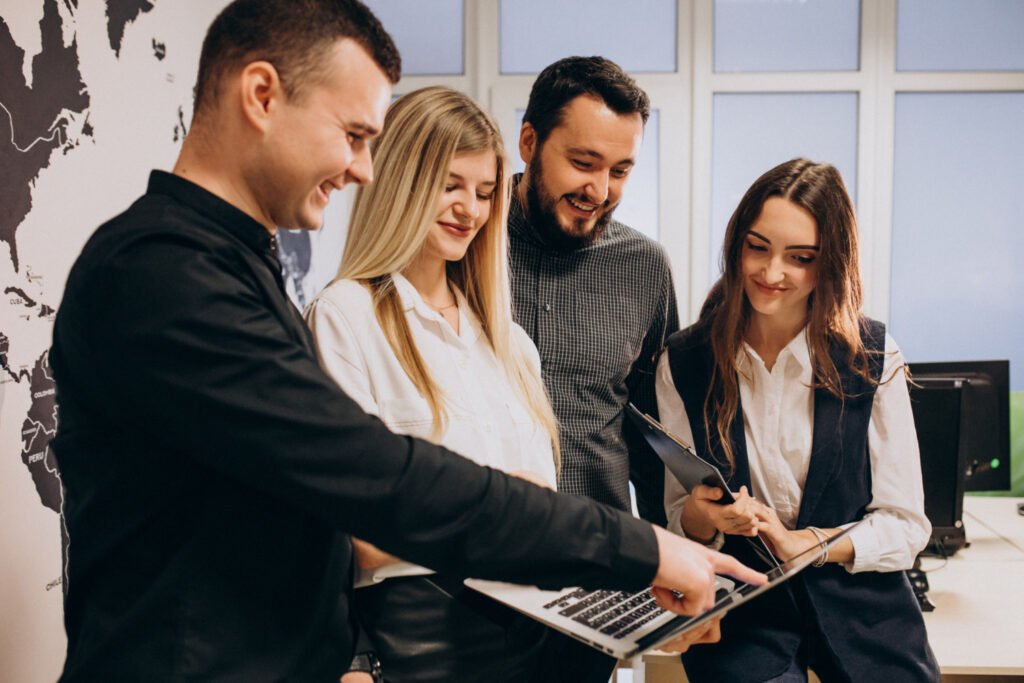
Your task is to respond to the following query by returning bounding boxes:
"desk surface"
[962,497,1024,554]
[920,496,1024,675]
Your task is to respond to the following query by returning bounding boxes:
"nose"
[762,257,785,284]
[584,171,610,205]
[454,193,480,222]
[344,144,374,187]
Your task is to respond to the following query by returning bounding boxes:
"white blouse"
[305,274,556,584]
[659,328,931,573]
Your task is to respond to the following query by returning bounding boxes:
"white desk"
[619,497,1024,683]
[919,496,1024,680]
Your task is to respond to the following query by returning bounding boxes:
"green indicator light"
[990,458,1001,469]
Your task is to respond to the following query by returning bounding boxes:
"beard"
[522,151,617,251]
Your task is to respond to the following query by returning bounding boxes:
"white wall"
[0,2,355,680]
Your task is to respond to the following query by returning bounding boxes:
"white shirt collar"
[390,272,483,346]
[787,326,812,373]
[739,325,812,375]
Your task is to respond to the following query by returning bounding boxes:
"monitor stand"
[921,523,968,558]
[907,556,935,612]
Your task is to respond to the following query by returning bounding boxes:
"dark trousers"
[758,630,850,683]
[534,628,617,683]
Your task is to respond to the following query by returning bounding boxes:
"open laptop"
[625,403,780,570]
[466,524,856,659]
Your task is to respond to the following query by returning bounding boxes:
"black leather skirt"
[353,575,547,683]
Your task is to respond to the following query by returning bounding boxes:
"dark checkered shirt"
[508,180,679,524]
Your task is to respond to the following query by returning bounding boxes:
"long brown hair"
[699,158,873,471]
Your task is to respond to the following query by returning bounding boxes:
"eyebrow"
[349,121,380,137]
[448,172,496,188]
[566,147,635,167]
[748,230,820,251]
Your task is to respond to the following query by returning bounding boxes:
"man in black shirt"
[50,2,762,681]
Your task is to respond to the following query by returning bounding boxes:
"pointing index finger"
[710,552,767,586]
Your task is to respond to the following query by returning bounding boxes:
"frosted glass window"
[897,0,1024,71]
[890,93,1024,390]
[364,0,464,76]
[513,109,661,241]
[714,0,860,72]
[710,93,858,277]
[500,0,676,74]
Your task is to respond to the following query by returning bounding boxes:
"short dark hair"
[193,0,400,117]
[522,56,650,145]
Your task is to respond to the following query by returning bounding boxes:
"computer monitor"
[907,360,1010,555]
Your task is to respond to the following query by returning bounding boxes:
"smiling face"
[259,39,392,231]
[519,94,643,248]
[741,196,820,326]
[419,150,498,264]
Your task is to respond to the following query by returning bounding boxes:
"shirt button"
[543,303,552,312]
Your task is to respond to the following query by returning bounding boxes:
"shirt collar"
[390,272,425,313]
[146,170,278,264]
[787,327,813,372]
[739,326,812,373]
[390,272,483,345]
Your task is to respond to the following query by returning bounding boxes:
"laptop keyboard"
[543,588,665,639]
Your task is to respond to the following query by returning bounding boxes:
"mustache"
[562,192,609,208]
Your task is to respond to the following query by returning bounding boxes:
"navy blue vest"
[666,319,938,683]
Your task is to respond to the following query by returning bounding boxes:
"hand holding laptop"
[650,525,767,615]
[465,522,856,659]
[658,615,723,653]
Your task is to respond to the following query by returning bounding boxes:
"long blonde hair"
[339,86,560,467]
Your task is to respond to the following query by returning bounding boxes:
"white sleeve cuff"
[845,520,879,574]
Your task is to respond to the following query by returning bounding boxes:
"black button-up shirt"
[50,171,659,682]
[508,181,680,523]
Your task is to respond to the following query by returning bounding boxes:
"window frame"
[385,0,1024,324]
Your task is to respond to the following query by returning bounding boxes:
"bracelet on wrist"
[806,526,830,567]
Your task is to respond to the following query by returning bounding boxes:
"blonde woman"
[305,87,559,682]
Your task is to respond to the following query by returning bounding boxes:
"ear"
[519,122,537,166]
[238,61,283,133]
